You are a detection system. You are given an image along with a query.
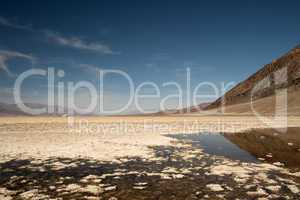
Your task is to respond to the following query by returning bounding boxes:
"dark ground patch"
[0,143,300,200]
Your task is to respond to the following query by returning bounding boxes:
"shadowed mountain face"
[224,127,300,169]
[203,45,300,115]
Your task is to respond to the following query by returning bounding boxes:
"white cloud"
[0,16,118,55]
[0,50,35,77]
[0,16,33,31]
[44,31,117,54]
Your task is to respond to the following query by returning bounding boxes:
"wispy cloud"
[0,16,33,31]
[0,16,118,55]
[44,31,117,54]
[0,50,35,77]
[78,63,103,73]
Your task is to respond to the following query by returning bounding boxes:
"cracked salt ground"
[0,141,300,200]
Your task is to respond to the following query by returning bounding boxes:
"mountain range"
[1,45,300,116]
[201,44,300,115]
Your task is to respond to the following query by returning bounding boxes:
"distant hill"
[0,103,68,116]
[203,45,300,115]
[153,102,211,115]
[2,45,300,116]
[175,102,211,114]
[147,45,300,116]
[0,103,28,116]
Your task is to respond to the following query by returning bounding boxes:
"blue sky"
[0,0,300,114]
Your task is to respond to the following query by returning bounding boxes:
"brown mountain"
[154,102,211,115]
[203,45,300,115]
[0,103,68,116]
[175,102,211,114]
[0,103,28,116]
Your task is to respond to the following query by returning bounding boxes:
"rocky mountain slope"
[203,45,300,115]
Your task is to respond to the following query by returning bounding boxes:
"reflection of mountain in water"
[167,133,258,163]
[224,127,300,168]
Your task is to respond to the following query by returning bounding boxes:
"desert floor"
[0,116,300,199]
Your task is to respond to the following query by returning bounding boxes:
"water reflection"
[224,127,300,168]
[167,133,258,163]
[168,127,300,168]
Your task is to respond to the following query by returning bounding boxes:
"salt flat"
[0,116,300,199]
[0,116,300,161]
[0,116,299,161]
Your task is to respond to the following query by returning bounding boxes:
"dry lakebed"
[0,116,300,200]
